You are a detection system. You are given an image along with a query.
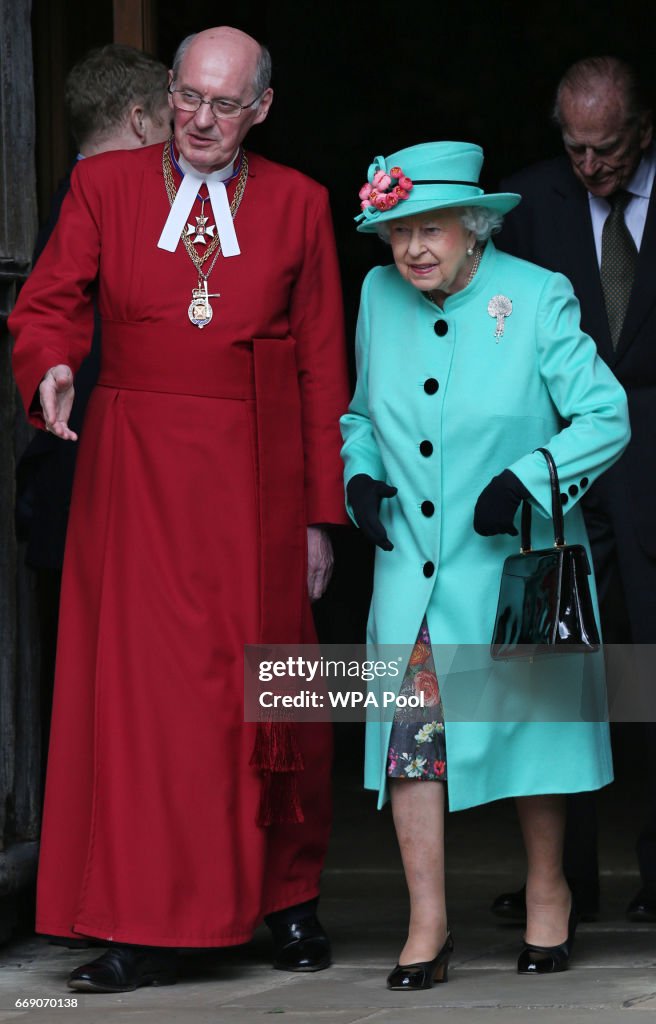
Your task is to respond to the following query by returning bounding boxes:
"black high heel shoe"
[517,904,578,974]
[386,932,454,990]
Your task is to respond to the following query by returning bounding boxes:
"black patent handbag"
[490,447,601,660]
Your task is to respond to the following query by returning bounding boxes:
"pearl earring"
[466,247,474,257]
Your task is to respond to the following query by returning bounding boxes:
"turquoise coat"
[340,242,630,812]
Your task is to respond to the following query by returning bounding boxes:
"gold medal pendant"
[161,143,249,329]
[188,280,220,329]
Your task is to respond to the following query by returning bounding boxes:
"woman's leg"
[516,794,571,946]
[390,778,447,963]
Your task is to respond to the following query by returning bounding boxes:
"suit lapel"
[615,180,656,362]
[551,169,615,364]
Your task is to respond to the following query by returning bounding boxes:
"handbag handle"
[519,447,565,552]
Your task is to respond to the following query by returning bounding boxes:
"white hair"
[459,206,504,241]
[376,205,504,243]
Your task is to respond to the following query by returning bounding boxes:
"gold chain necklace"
[162,141,249,328]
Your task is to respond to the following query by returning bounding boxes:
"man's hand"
[39,364,78,440]
[307,526,334,602]
[346,473,397,550]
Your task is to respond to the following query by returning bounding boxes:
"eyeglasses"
[168,85,264,120]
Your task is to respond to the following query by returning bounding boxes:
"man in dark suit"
[17,44,170,784]
[493,55,656,922]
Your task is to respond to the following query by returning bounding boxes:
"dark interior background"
[32,0,656,341]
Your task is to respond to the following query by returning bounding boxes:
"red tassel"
[250,721,304,772]
[256,771,304,827]
[250,721,305,825]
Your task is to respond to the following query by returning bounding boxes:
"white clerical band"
[157,151,241,257]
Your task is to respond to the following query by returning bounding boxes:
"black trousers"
[567,485,656,898]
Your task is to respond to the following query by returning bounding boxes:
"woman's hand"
[39,364,78,441]
[347,473,397,550]
[474,469,531,536]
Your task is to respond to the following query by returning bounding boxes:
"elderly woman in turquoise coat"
[340,141,630,987]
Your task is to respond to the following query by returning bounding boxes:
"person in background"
[341,140,629,984]
[494,55,656,924]
[11,27,349,993]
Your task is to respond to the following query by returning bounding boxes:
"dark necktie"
[600,189,637,348]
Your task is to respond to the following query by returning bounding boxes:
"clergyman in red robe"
[10,26,349,993]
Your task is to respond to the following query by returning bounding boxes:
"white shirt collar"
[624,144,656,199]
[176,151,237,183]
[157,146,242,257]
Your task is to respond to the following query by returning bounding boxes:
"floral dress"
[386,618,447,781]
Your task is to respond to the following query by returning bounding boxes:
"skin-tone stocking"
[516,794,571,946]
[390,778,447,964]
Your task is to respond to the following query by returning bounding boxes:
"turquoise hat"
[356,141,521,232]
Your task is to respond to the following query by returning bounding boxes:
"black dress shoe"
[387,932,454,991]
[67,945,178,993]
[517,905,578,975]
[270,914,331,972]
[626,888,656,922]
[492,884,598,922]
[490,886,526,922]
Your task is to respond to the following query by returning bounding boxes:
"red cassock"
[10,144,350,946]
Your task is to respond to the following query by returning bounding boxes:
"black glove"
[347,473,398,550]
[473,469,532,537]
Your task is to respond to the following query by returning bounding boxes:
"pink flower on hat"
[357,164,414,217]
[372,170,392,191]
